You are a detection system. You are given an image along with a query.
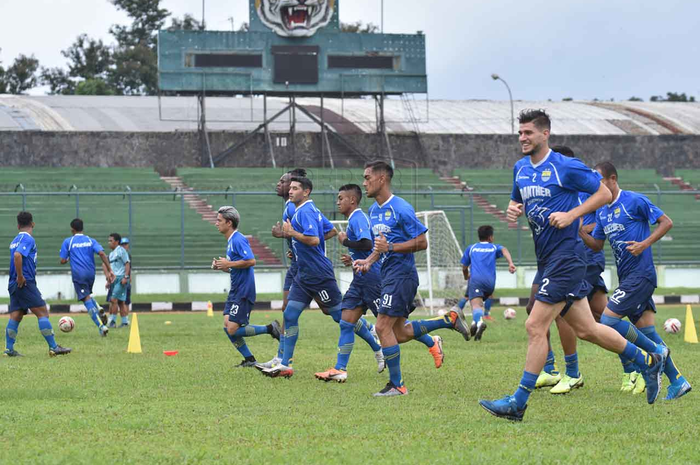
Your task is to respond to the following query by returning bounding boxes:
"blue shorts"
[110,277,128,302]
[73,277,95,301]
[607,276,656,324]
[535,253,591,306]
[283,260,299,292]
[224,298,254,326]
[342,277,382,317]
[466,280,494,301]
[9,281,46,312]
[584,263,608,295]
[288,275,343,309]
[378,275,419,318]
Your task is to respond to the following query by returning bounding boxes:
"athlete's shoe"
[633,372,646,395]
[119,322,130,328]
[255,356,281,372]
[474,321,487,341]
[374,350,386,373]
[107,320,117,329]
[99,325,109,337]
[373,383,408,397]
[235,359,258,368]
[483,315,495,322]
[479,395,526,422]
[448,310,470,341]
[470,321,478,337]
[665,377,692,400]
[450,305,465,320]
[428,335,444,369]
[269,320,282,341]
[98,306,108,325]
[535,370,562,389]
[3,349,23,357]
[641,347,669,404]
[49,345,72,357]
[263,364,294,378]
[314,368,348,383]
[550,374,584,394]
[620,372,636,392]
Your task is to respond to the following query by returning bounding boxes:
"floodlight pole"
[491,73,514,134]
[381,0,384,32]
[202,0,206,29]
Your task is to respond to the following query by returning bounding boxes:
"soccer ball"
[58,316,75,333]
[504,308,517,320]
[664,318,681,334]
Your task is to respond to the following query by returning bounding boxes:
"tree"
[628,96,643,102]
[650,92,695,102]
[63,34,113,80]
[75,78,115,95]
[40,67,76,95]
[4,54,40,94]
[168,13,203,31]
[0,51,6,94]
[340,21,380,33]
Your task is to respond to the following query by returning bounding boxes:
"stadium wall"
[1,131,699,175]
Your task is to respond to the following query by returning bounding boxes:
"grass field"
[1,306,698,464]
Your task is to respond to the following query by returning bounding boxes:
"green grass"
[1,307,698,464]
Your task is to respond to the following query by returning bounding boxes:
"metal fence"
[2,188,699,270]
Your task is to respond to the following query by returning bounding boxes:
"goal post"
[329,210,465,315]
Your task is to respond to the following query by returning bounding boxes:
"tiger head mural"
[256,0,336,37]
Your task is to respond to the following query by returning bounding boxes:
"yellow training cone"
[207,301,214,318]
[127,313,143,353]
[685,304,698,344]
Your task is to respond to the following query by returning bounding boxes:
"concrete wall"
[2,131,699,176]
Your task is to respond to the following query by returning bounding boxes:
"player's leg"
[634,309,691,400]
[108,297,118,328]
[223,315,254,367]
[469,295,488,340]
[75,278,106,334]
[4,310,25,357]
[588,290,607,323]
[373,313,406,396]
[549,315,583,394]
[119,300,129,327]
[528,281,560,388]
[29,305,71,356]
[316,307,366,383]
[484,297,493,320]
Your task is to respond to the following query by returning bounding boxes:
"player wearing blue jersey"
[354,161,471,397]
[263,177,379,379]
[479,110,668,421]
[4,212,71,357]
[106,233,131,328]
[59,218,114,337]
[212,206,281,368]
[459,225,516,341]
[580,162,690,400]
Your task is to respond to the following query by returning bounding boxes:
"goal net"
[329,210,465,315]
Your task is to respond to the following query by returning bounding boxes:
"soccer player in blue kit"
[479,110,668,421]
[212,206,281,368]
[354,161,471,397]
[460,225,516,340]
[580,162,691,400]
[5,212,71,357]
[263,177,379,378]
[59,218,114,337]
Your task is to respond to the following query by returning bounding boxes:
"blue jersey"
[60,234,104,281]
[461,242,503,289]
[511,150,602,263]
[592,190,664,286]
[368,195,428,278]
[9,232,38,287]
[579,192,606,268]
[346,208,381,282]
[284,199,334,262]
[291,200,336,282]
[227,231,256,302]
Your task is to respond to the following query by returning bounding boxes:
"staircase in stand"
[160,176,282,265]
[663,176,700,200]
[439,176,521,229]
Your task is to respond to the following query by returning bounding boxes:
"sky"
[1,0,698,101]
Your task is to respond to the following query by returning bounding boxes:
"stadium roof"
[1,95,699,136]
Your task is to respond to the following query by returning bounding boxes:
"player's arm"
[462,265,470,281]
[282,219,320,247]
[121,261,131,285]
[550,183,612,229]
[324,228,338,241]
[271,222,286,239]
[214,257,256,271]
[98,250,115,283]
[626,214,673,256]
[506,200,524,222]
[14,252,26,288]
[501,247,517,273]
[60,258,69,264]
[579,227,605,252]
[374,232,427,254]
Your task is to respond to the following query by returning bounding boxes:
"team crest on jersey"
[541,169,552,182]
[614,207,621,218]
[384,211,391,221]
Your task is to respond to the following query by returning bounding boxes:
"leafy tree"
[109,0,169,49]
[63,34,113,80]
[40,67,76,95]
[5,54,40,94]
[75,78,115,95]
[628,96,643,101]
[0,51,6,94]
[651,92,695,102]
[340,21,380,33]
[168,13,203,31]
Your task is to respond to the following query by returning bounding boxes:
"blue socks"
[484,298,492,315]
[5,319,19,351]
[121,315,129,325]
[414,333,435,348]
[223,328,254,358]
[231,325,269,337]
[621,341,652,370]
[457,298,467,310]
[382,345,402,387]
[513,371,538,409]
[84,298,102,329]
[601,314,659,354]
[619,355,637,373]
[336,320,355,371]
[564,353,580,378]
[472,307,483,324]
[282,300,305,366]
[410,314,452,337]
[354,318,381,352]
[38,317,57,349]
[544,350,557,374]
[639,325,682,382]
